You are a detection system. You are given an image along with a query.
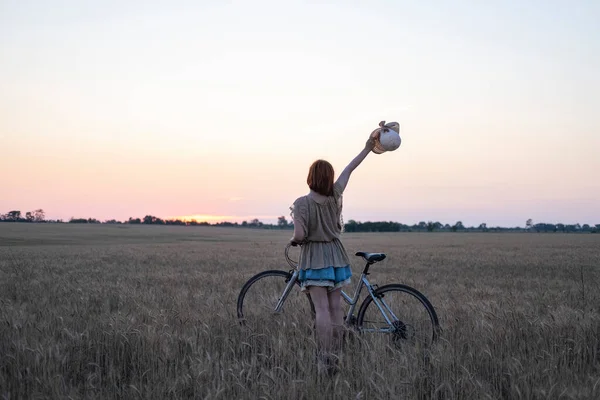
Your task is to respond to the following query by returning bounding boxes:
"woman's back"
[292,181,344,242]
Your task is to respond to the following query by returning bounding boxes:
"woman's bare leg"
[327,288,344,352]
[308,286,332,353]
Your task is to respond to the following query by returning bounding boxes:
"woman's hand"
[365,130,380,151]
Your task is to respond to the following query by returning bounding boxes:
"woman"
[290,132,378,373]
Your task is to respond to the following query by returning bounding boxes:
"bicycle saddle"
[355,252,386,263]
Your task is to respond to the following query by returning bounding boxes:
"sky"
[1,0,599,227]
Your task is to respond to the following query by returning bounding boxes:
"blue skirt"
[298,265,352,292]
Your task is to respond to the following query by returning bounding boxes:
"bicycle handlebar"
[285,242,300,268]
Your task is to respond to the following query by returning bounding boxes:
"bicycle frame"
[341,272,399,328]
[281,245,399,331]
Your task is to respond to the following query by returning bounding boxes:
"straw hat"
[370,121,401,154]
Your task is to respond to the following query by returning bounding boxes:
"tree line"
[344,220,600,233]
[1,209,598,233]
[0,210,285,228]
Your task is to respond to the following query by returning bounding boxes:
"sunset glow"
[169,215,279,224]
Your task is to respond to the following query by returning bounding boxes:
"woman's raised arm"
[335,134,378,192]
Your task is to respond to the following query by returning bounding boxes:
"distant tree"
[444,223,451,230]
[250,218,263,227]
[534,222,556,232]
[582,224,590,232]
[526,219,533,230]
[140,215,163,224]
[165,219,185,226]
[128,217,141,224]
[277,216,288,228]
[417,221,427,230]
[104,219,121,224]
[344,220,358,232]
[426,221,435,232]
[478,223,487,231]
[25,211,34,222]
[241,220,248,227]
[33,209,45,222]
[451,221,464,232]
[343,220,406,233]
[6,210,21,221]
[215,221,236,227]
[564,224,578,233]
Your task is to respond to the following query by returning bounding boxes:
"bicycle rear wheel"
[357,284,439,348]
[237,270,315,331]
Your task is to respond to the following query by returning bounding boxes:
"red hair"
[307,160,334,196]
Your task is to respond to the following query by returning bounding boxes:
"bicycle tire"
[237,270,315,327]
[356,284,440,346]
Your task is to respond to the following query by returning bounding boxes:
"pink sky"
[2,1,599,227]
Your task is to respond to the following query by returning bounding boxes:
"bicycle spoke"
[358,285,438,348]
[237,271,314,332]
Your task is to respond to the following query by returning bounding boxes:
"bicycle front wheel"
[237,270,315,331]
[357,284,439,348]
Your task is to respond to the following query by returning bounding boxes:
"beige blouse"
[292,181,344,241]
[292,181,351,270]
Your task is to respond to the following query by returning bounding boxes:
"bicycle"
[237,243,440,347]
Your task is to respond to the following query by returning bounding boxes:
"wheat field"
[0,223,599,399]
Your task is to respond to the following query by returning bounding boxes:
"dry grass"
[1,224,599,399]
